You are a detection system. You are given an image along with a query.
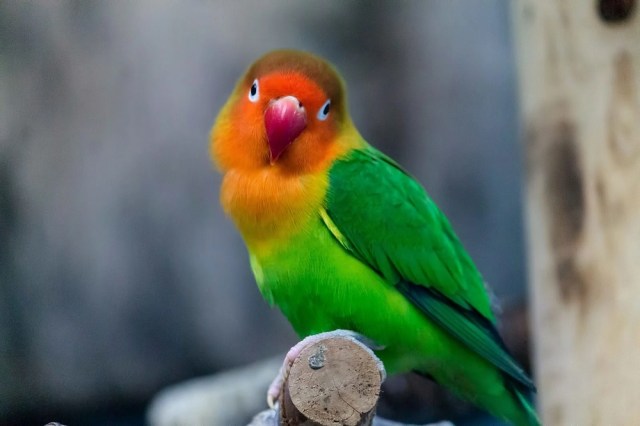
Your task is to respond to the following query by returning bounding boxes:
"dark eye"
[317,99,331,121]
[248,79,259,102]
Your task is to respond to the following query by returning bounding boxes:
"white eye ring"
[248,79,259,102]
[317,99,331,121]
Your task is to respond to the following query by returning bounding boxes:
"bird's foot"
[266,329,384,408]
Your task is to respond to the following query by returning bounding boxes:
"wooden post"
[513,1,640,424]
[279,336,383,426]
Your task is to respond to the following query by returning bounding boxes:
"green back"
[323,146,534,390]
[325,147,493,318]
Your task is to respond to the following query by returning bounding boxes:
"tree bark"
[279,336,383,426]
[513,1,640,424]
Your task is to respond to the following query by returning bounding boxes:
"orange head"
[211,50,357,174]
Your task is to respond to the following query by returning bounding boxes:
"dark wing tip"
[397,280,536,391]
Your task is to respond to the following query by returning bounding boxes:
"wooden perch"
[279,336,384,426]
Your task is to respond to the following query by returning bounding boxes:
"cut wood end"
[281,336,383,426]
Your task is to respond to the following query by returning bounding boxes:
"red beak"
[264,96,307,163]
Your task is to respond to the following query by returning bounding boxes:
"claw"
[267,393,278,410]
[267,364,285,408]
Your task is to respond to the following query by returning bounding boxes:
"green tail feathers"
[509,384,541,426]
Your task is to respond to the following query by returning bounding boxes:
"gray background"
[0,1,525,424]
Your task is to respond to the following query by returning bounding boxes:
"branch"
[279,335,384,426]
[246,333,453,426]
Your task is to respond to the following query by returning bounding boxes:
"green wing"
[323,146,534,390]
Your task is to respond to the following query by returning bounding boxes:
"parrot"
[210,49,539,425]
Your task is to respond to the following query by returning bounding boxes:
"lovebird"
[211,49,539,425]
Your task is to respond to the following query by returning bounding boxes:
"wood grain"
[513,1,640,424]
[279,337,382,426]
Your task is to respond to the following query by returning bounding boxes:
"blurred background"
[0,1,528,425]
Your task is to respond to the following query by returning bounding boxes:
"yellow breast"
[220,167,328,247]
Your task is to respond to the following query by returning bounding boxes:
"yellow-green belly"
[250,215,458,375]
